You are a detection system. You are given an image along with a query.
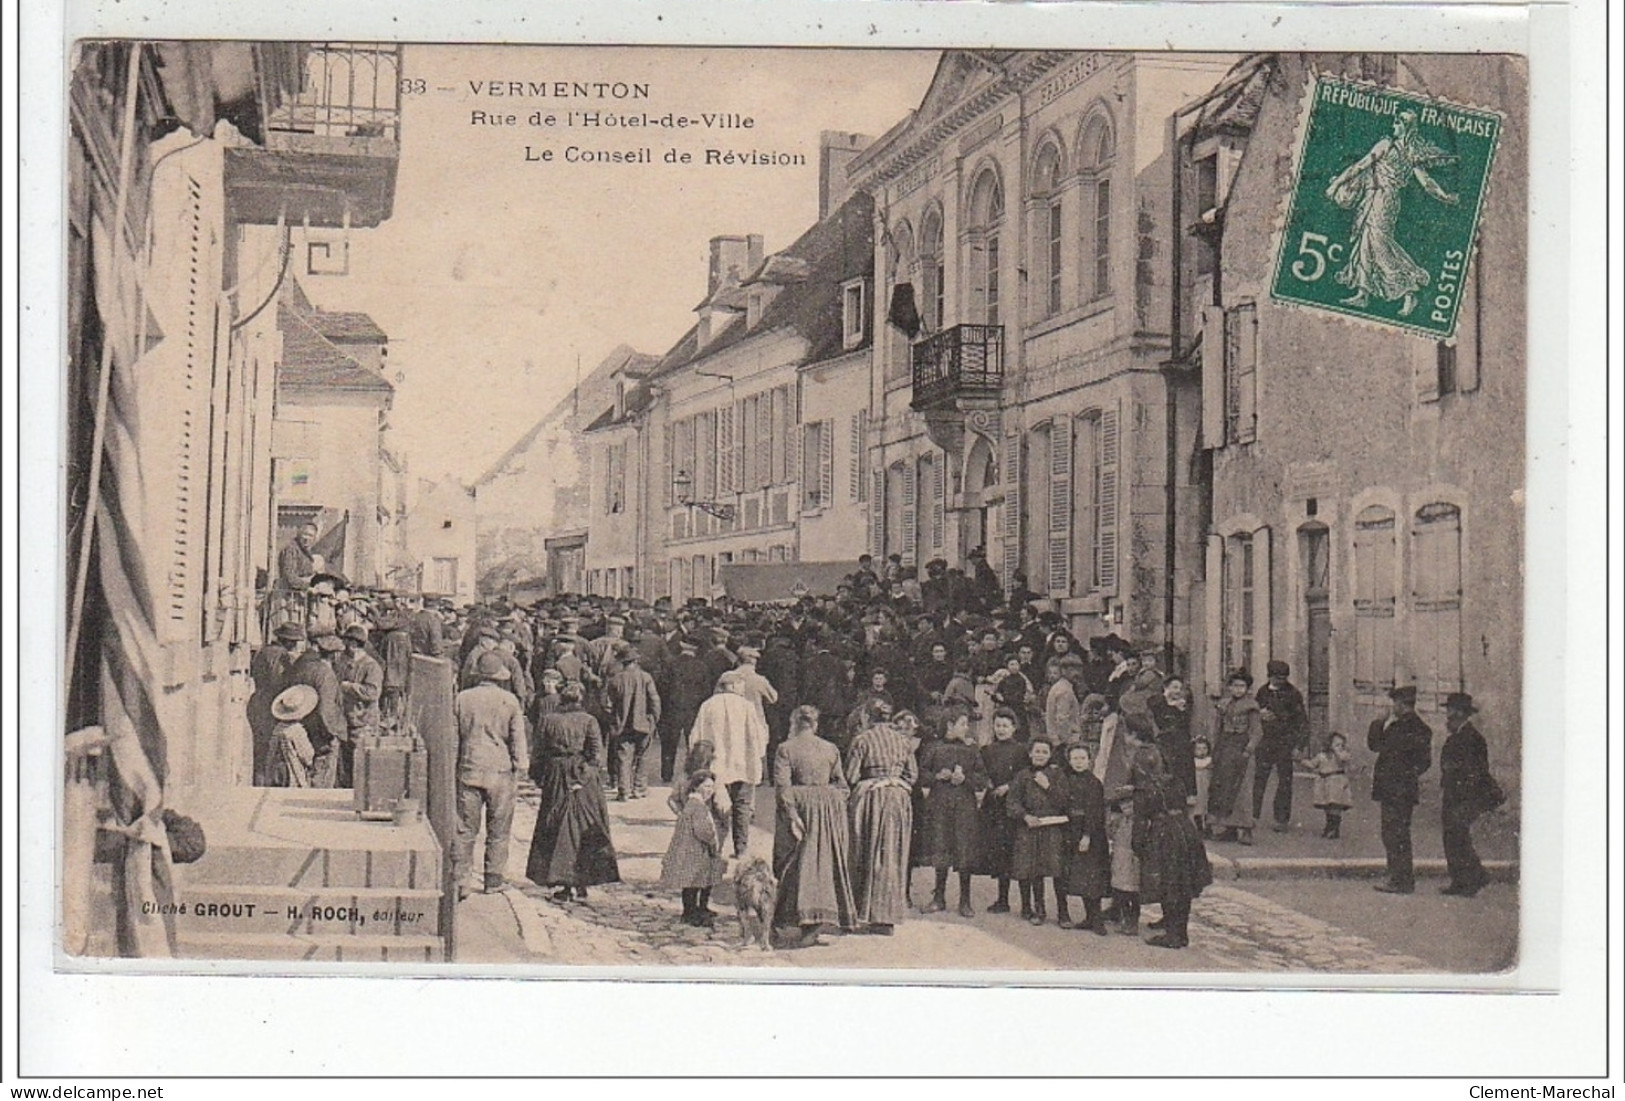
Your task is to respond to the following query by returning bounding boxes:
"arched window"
[1352,504,1398,694]
[889,219,916,296]
[966,167,1005,326]
[1031,141,1066,318]
[885,220,918,383]
[920,206,945,333]
[1078,112,1115,300]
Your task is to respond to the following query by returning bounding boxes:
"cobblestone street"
[451,781,1514,976]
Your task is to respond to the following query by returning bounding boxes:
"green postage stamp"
[1272,75,1502,339]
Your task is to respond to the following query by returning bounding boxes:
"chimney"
[708,235,760,296]
[819,130,873,219]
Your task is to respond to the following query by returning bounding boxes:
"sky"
[301,45,940,485]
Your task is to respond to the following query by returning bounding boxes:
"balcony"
[910,324,1004,411]
[226,44,402,228]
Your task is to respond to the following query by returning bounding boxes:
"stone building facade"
[846,50,1236,650]
[1174,54,1526,772]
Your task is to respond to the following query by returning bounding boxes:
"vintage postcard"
[57,40,1529,983]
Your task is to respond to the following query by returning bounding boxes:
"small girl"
[660,769,728,926]
[1057,743,1111,933]
[1304,732,1354,839]
[1191,736,1213,837]
[670,739,730,818]
[916,708,989,918]
[1007,738,1070,926]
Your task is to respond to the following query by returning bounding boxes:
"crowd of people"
[250,538,1506,957]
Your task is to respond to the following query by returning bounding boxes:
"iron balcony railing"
[910,323,1004,409]
[266,43,402,143]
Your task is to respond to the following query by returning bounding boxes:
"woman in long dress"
[526,681,620,901]
[1326,109,1459,316]
[845,714,918,934]
[772,705,858,943]
[1207,670,1264,845]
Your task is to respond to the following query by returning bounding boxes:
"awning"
[717,561,854,603]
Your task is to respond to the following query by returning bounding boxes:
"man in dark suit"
[1254,660,1310,831]
[662,637,712,783]
[1439,692,1497,897]
[606,643,661,801]
[1368,684,1434,894]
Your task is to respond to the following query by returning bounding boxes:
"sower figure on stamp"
[1253,660,1309,832]
[1368,684,1433,894]
[1325,109,1459,317]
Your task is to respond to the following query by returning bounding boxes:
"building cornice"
[848,51,1073,190]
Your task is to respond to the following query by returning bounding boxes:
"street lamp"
[673,469,736,521]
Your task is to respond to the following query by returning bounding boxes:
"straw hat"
[271,684,319,722]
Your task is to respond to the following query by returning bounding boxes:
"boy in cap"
[1367,685,1434,894]
[337,623,384,742]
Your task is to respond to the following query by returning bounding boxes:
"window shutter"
[902,463,917,561]
[1097,406,1120,592]
[1047,417,1073,596]
[1457,261,1481,393]
[1413,336,1441,404]
[1204,534,1225,692]
[756,395,772,488]
[930,451,945,549]
[663,423,675,506]
[849,414,863,501]
[819,420,834,510]
[697,412,714,498]
[1412,503,1464,705]
[968,237,989,324]
[1354,506,1399,693]
[718,405,735,494]
[1234,303,1258,443]
[769,388,785,485]
[160,172,213,640]
[1252,524,1272,663]
[1001,431,1023,588]
[869,469,886,557]
[1201,304,1226,447]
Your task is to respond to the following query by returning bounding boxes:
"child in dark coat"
[1008,738,1070,926]
[1057,743,1111,933]
[916,707,989,918]
[978,708,1030,913]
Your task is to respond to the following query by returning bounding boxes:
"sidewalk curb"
[1205,851,1519,883]
[500,887,556,956]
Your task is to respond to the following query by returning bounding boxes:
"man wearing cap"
[1439,692,1496,897]
[408,594,445,658]
[337,624,384,744]
[606,642,662,801]
[1254,660,1310,832]
[288,634,349,787]
[1368,685,1434,894]
[452,651,529,898]
[249,622,306,786]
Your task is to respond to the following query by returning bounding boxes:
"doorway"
[1298,521,1331,749]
